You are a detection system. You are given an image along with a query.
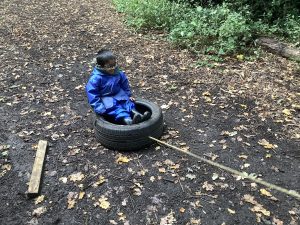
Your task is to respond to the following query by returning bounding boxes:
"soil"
[0,0,299,224]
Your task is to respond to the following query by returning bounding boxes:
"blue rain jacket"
[86,67,132,115]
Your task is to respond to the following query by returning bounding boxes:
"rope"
[149,136,300,200]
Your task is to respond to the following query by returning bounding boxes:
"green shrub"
[113,0,300,57]
[113,0,187,30]
[169,4,251,54]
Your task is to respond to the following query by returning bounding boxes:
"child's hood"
[93,65,120,76]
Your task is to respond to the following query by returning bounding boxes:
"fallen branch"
[256,37,300,62]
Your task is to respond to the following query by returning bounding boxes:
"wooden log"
[27,140,48,196]
[256,37,300,62]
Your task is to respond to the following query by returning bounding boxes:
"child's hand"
[130,97,135,102]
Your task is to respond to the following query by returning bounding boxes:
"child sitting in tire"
[86,49,150,125]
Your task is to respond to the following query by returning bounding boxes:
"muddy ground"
[0,0,299,224]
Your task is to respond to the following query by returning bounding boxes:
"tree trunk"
[256,37,300,62]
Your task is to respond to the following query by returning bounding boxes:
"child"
[86,49,150,125]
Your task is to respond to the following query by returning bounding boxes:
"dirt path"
[0,0,299,224]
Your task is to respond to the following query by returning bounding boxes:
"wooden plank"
[27,140,48,195]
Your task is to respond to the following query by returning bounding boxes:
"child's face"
[103,59,117,75]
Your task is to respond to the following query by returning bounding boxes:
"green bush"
[113,0,187,30]
[169,4,251,54]
[113,0,300,56]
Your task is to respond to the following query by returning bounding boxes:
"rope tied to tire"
[149,136,300,200]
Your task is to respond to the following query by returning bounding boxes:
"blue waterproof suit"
[86,67,135,122]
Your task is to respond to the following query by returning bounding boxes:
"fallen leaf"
[273,217,283,225]
[190,218,201,224]
[202,91,211,96]
[236,54,244,60]
[282,108,292,116]
[32,206,47,217]
[34,195,45,205]
[227,208,236,214]
[212,173,219,180]
[251,205,270,216]
[98,196,110,209]
[179,207,185,213]
[116,155,131,164]
[260,189,272,197]
[265,153,272,158]
[202,181,214,191]
[67,192,78,209]
[221,131,237,137]
[59,177,68,183]
[159,168,166,173]
[92,176,105,187]
[69,172,85,182]
[242,194,270,216]
[79,192,85,199]
[238,155,248,160]
[258,139,277,149]
[133,188,142,196]
[2,164,11,171]
[160,210,176,225]
[186,174,196,180]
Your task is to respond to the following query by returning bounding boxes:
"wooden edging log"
[256,37,300,62]
[27,140,48,197]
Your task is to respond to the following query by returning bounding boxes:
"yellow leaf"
[35,195,45,205]
[260,189,272,197]
[116,155,131,164]
[59,177,68,183]
[236,54,244,60]
[227,208,236,214]
[204,96,212,103]
[202,181,214,191]
[169,164,180,170]
[67,192,78,209]
[150,176,155,182]
[251,205,270,216]
[265,154,272,158]
[239,155,248,160]
[98,197,110,209]
[179,207,185,213]
[202,91,211,96]
[282,108,292,116]
[258,139,277,149]
[292,104,300,110]
[69,172,85,182]
[2,164,11,171]
[159,168,166,173]
[240,104,247,109]
[79,192,85,199]
[93,176,105,187]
